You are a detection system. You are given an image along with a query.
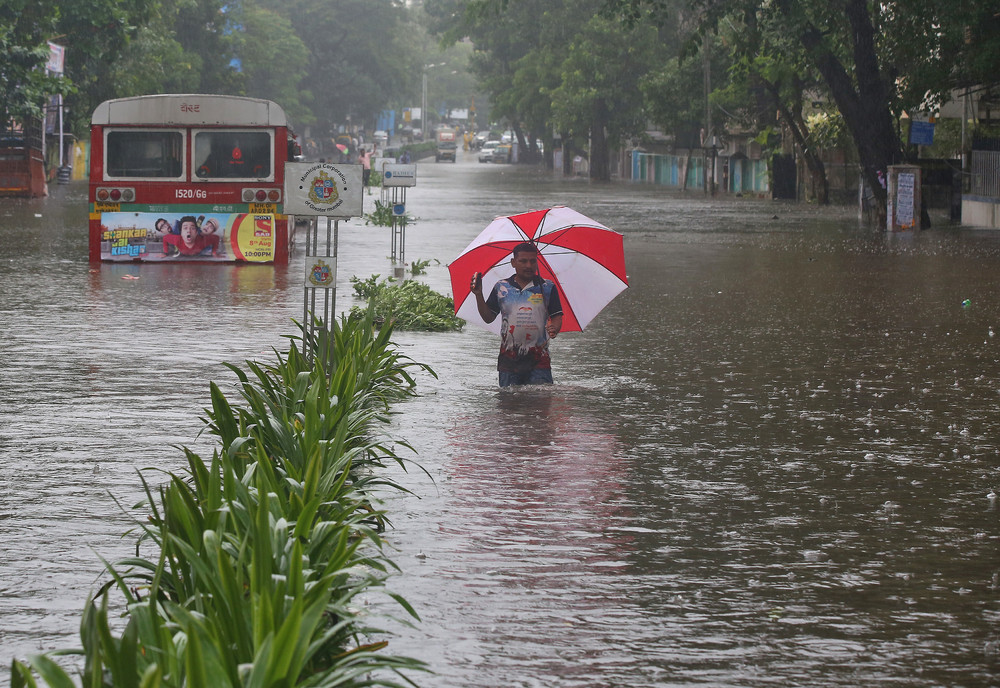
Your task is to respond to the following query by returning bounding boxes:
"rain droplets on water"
[2,162,1000,686]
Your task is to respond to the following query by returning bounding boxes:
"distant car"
[473,130,492,149]
[373,130,388,146]
[492,142,512,163]
[478,140,501,163]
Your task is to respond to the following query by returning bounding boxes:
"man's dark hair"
[511,241,537,257]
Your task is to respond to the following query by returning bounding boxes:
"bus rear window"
[194,130,272,179]
[106,130,183,178]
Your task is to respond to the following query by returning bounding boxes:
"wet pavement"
[1,148,1000,686]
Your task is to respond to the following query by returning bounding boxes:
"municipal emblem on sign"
[308,258,335,287]
[308,170,339,206]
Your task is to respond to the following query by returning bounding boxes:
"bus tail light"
[96,187,135,203]
[242,188,281,203]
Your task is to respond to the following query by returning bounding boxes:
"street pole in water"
[302,217,338,337]
[284,162,363,353]
[381,161,418,279]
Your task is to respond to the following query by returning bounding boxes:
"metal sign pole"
[327,217,338,323]
[390,202,398,264]
[303,218,311,330]
[393,186,406,265]
[302,216,339,343]
[284,162,361,357]
[388,185,408,278]
[389,186,405,268]
[381,162,416,277]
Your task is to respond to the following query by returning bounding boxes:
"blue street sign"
[909,121,935,146]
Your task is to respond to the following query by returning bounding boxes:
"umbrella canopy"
[335,143,349,153]
[449,206,628,333]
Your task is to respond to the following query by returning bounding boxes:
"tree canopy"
[0,0,72,126]
[603,0,1000,214]
[3,0,998,217]
[2,0,423,137]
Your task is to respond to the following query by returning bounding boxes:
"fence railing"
[629,151,771,193]
[0,120,43,152]
[970,150,1000,199]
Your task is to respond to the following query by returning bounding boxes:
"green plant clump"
[10,309,432,688]
[351,274,464,332]
[363,200,395,227]
[408,259,431,276]
[363,201,414,227]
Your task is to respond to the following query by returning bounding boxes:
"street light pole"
[420,62,447,140]
[421,69,427,140]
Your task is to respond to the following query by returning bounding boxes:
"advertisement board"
[284,162,363,217]
[381,163,417,187]
[97,211,276,262]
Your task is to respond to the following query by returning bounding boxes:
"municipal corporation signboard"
[305,255,337,289]
[284,162,363,217]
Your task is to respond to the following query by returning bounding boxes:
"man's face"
[180,221,198,246]
[511,251,538,281]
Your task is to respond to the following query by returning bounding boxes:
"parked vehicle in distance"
[435,129,457,162]
[492,142,512,163]
[372,130,388,146]
[478,140,501,163]
[473,130,493,149]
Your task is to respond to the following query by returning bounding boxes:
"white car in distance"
[478,140,501,163]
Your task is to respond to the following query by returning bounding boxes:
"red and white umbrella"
[448,206,628,333]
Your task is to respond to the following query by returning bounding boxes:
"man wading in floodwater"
[470,242,563,387]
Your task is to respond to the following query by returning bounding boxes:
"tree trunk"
[514,127,529,163]
[589,100,611,182]
[561,132,574,175]
[760,77,830,205]
[780,0,901,225]
[787,106,829,205]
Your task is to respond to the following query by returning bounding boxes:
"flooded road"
[2,149,1000,686]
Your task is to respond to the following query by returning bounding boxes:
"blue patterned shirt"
[485,275,563,373]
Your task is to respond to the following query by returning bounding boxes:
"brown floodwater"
[1,151,999,687]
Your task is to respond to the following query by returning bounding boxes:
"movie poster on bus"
[98,211,276,262]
